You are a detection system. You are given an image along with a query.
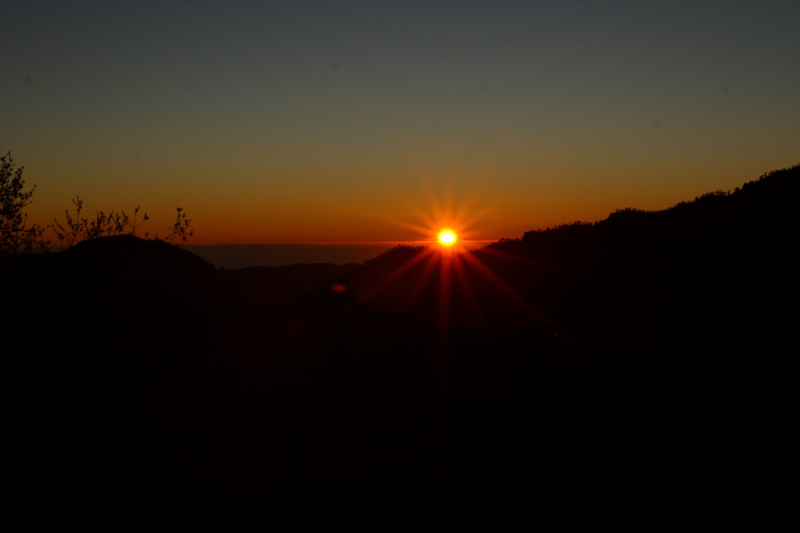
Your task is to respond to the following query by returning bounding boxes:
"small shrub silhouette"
[52,196,150,248]
[161,207,194,245]
[53,197,193,248]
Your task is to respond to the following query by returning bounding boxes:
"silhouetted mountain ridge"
[486,163,800,269]
[4,164,800,528]
[475,164,800,382]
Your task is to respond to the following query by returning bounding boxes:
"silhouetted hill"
[480,164,800,382]
[3,235,218,382]
[498,163,800,270]
[5,166,800,528]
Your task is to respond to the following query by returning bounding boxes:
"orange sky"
[22,149,796,245]
[6,2,800,244]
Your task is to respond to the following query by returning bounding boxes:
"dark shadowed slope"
[215,262,358,317]
[3,165,800,529]
[4,235,216,381]
[485,163,800,384]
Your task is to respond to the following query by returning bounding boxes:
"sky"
[3,0,799,244]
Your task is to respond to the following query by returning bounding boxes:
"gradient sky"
[3,1,799,244]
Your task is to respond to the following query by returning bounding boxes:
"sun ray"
[406,250,441,304]
[357,246,437,304]
[451,252,486,327]
[460,251,544,319]
[318,246,437,331]
[458,203,501,232]
[476,244,569,275]
[318,178,545,345]
[438,249,452,352]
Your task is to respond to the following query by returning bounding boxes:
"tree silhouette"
[0,151,50,255]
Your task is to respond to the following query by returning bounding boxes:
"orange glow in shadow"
[357,246,438,303]
[316,179,549,382]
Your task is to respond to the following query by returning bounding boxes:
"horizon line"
[186,239,499,246]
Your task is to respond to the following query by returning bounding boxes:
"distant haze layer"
[186,242,494,269]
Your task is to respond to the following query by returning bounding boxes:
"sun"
[438,230,457,246]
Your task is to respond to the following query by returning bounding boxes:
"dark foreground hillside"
[3,166,800,529]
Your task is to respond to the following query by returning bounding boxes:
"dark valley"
[4,165,800,529]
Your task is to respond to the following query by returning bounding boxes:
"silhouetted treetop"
[0,151,49,254]
[470,163,800,272]
[362,244,426,268]
[514,163,800,247]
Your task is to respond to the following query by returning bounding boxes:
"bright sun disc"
[438,230,456,246]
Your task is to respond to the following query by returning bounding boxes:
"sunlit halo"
[438,230,457,246]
